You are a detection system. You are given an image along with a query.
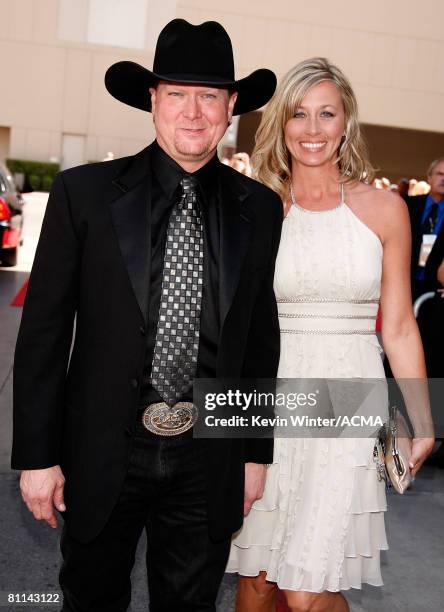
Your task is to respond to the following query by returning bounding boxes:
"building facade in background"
[0,0,443,178]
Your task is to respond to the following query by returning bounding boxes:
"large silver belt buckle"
[142,401,198,436]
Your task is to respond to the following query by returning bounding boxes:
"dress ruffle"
[227,438,388,592]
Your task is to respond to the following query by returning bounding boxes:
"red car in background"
[0,164,24,267]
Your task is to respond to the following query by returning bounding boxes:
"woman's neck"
[290,162,341,202]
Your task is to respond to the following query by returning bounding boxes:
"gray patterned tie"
[150,175,204,407]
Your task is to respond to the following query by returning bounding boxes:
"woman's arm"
[379,192,434,475]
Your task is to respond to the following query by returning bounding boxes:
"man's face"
[428,161,444,200]
[150,82,238,170]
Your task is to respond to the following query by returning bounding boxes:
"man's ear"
[149,87,157,115]
[227,91,238,122]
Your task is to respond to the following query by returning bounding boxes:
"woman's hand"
[410,437,435,476]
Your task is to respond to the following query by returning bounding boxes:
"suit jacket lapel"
[107,150,254,328]
[108,145,153,324]
[218,164,253,330]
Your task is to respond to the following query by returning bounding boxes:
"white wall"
[0,0,443,166]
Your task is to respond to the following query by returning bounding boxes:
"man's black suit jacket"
[416,222,444,378]
[425,226,444,287]
[405,195,444,378]
[405,194,444,296]
[12,143,283,543]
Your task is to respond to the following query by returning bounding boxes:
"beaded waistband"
[276,298,379,304]
[279,328,376,335]
[277,299,379,334]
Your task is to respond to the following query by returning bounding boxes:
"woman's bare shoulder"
[347,181,407,216]
[345,182,409,244]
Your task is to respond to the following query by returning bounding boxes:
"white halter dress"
[227,187,389,592]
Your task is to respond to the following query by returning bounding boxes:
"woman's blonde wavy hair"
[252,57,375,202]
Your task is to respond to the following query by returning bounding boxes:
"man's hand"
[20,465,66,529]
[244,463,267,516]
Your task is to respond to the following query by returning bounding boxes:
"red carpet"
[11,279,29,307]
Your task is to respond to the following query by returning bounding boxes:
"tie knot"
[180,175,198,194]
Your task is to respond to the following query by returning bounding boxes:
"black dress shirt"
[139,141,220,406]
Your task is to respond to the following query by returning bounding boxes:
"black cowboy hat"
[105,19,276,115]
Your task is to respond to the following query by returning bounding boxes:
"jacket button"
[139,325,146,336]
[130,378,139,388]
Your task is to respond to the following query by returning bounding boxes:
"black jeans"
[60,418,231,611]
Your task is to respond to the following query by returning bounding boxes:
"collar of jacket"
[107,141,254,332]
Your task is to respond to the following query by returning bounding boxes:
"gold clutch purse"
[375,406,413,494]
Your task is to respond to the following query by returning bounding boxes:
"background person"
[229,152,253,177]
[418,221,444,378]
[397,177,410,199]
[410,180,431,196]
[405,157,444,299]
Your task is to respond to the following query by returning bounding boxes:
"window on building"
[87,0,148,50]
[58,0,177,51]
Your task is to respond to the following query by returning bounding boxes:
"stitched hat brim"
[105,61,276,115]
